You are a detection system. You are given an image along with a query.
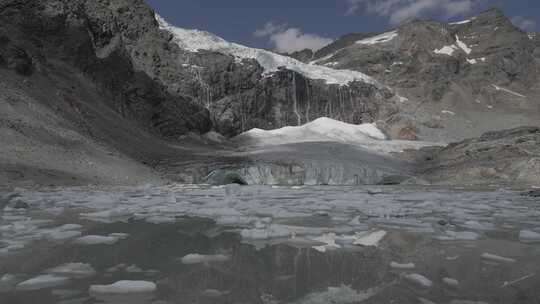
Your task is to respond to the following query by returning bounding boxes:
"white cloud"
[254,22,286,38]
[346,0,479,25]
[512,16,537,31]
[254,22,333,53]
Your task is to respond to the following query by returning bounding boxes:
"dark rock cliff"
[0,0,399,139]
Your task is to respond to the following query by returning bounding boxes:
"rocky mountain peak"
[307,7,540,142]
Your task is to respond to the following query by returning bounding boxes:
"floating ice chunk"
[296,284,380,304]
[312,233,341,252]
[80,208,134,221]
[501,273,535,288]
[16,274,69,290]
[46,263,96,278]
[1,274,15,283]
[390,262,415,269]
[418,297,438,304]
[74,235,119,245]
[450,301,489,304]
[436,230,480,241]
[47,230,82,241]
[443,277,459,286]
[202,289,230,297]
[145,216,175,224]
[481,253,516,263]
[353,230,387,247]
[491,84,526,98]
[356,31,398,45]
[519,230,540,242]
[405,273,433,288]
[461,220,495,231]
[89,281,156,294]
[180,254,230,264]
[125,265,144,273]
[109,233,130,239]
[57,224,83,231]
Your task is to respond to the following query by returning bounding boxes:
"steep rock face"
[133,16,400,137]
[417,127,540,185]
[312,33,375,63]
[0,0,402,185]
[0,0,213,139]
[313,8,540,142]
[0,0,398,140]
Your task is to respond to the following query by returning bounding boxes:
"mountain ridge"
[0,0,538,187]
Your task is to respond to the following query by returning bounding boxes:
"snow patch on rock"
[434,45,457,56]
[356,31,398,45]
[455,35,472,54]
[236,117,438,154]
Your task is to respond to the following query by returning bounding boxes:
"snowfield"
[234,117,439,154]
[156,15,377,86]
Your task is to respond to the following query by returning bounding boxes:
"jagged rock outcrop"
[417,126,540,185]
[312,8,540,142]
[1,0,398,139]
[282,48,314,62]
[0,0,213,138]
[0,0,402,185]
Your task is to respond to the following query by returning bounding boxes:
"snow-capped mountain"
[303,8,540,142]
[156,16,376,86]
[0,0,539,187]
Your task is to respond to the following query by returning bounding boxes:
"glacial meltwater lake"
[1,185,539,304]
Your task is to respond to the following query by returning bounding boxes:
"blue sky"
[147,0,539,53]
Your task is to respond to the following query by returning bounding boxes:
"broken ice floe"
[295,284,381,304]
[435,230,480,241]
[74,235,120,245]
[442,277,459,287]
[390,262,415,269]
[89,280,156,294]
[45,263,96,278]
[519,230,540,243]
[180,253,230,264]
[404,273,433,288]
[16,274,70,291]
[2,185,538,253]
[481,253,516,264]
